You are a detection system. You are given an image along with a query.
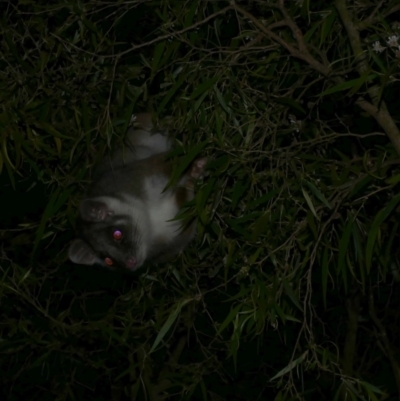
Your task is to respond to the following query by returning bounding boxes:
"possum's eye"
[104,257,113,266]
[113,230,122,240]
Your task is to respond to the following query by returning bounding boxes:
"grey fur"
[68,113,203,271]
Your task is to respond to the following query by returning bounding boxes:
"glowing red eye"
[104,257,113,266]
[113,230,122,240]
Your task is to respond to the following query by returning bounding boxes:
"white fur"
[144,175,181,239]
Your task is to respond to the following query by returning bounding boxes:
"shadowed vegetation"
[1,1,400,400]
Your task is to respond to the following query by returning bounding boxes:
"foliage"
[1,0,400,400]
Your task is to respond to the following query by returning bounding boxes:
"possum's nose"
[125,257,137,270]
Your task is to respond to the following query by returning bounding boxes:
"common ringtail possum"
[68,113,206,271]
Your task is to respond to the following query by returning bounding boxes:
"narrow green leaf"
[359,381,385,395]
[207,155,230,174]
[273,97,306,114]
[191,77,219,100]
[304,21,321,43]
[33,187,73,253]
[248,247,262,265]
[216,304,242,336]
[319,9,336,47]
[231,179,250,210]
[248,189,279,209]
[304,179,331,209]
[338,217,354,274]
[196,177,216,215]
[101,325,126,345]
[1,137,15,170]
[282,278,302,312]
[300,0,310,20]
[158,71,187,113]
[385,173,400,185]
[151,41,166,80]
[184,2,198,27]
[168,140,208,188]
[321,247,329,309]
[366,193,400,272]
[252,212,270,240]
[150,298,192,353]
[307,211,317,239]
[302,187,319,220]
[214,86,231,114]
[35,122,74,140]
[269,351,308,381]
[349,175,372,198]
[369,49,387,73]
[321,74,376,96]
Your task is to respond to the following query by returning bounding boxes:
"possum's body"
[68,114,205,271]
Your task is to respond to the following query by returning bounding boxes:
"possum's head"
[68,196,150,271]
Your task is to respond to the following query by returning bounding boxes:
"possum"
[68,113,206,271]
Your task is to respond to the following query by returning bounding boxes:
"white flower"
[372,41,386,53]
[386,35,399,47]
[392,22,400,31]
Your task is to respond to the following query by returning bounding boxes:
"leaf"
[359,381,385,395]
[300,0,310,20]
[304,21,321,43]
[349,175,372,198]
[302,187,318,220]
[206,155,230,174]
[168,140,208,188]
[321,247,329,309]
[54,137,62,155]
[231,179,250,210]
[184,2,198,27]
[216,304,242,336]
[369,49,387,73]
[33,187,73,254]
[319,9,336,47]
[196,177,216,217]
[214,85,231,114]
[150,298,192,353]
[269,351,308,381]
[338,217,354,274]
[320,74,376,96]
[366,193,400,272]
[101,325,126,345]
[151,41,166,80]
[252,212,270,240]
[304,179,331,209]
[158,70,188,113]
[1,136,15,170]
[282,278,302,312]
[385,173,400,185]
[248,189,279,209]
[191,77,219,100]
[273,97,306,114]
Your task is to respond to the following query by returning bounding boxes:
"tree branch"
[233,4,330,77]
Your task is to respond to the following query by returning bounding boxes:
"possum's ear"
[68,239,97,265]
